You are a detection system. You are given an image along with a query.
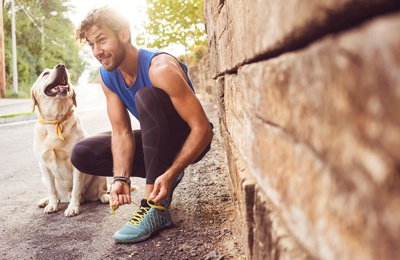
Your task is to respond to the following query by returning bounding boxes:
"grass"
[5,89,30,99]
[0,112,34,118]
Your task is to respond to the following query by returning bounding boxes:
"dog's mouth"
[44,71,70,97]
[45,83,69,96]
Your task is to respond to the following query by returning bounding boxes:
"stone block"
[221,118,314,259]
[232,13,400,260]
[220,122,255,259]
[216,76,226,128]
[242,12,400,184]
[204,0,400,77]
[253,185,312,260]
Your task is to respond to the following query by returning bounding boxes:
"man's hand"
[150,173,174,204]
[109,181,132,210]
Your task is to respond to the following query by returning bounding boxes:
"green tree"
[3,0,85,97]
[136,0,207,62]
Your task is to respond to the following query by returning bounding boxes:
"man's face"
[85,25,125,71]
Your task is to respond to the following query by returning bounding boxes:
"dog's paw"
[38,197,49,208]
[64,204,80,217]
[99,193,109,204]
[43,203,59,214]
[39,197,59,213]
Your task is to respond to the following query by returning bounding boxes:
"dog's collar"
[37,107,75,140]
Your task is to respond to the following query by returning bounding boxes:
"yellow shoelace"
[110,203,116,218]
[110,198,166,221]
[128,198,166,226]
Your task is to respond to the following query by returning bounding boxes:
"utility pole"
[0,0,6,98]
[11,0,18,95]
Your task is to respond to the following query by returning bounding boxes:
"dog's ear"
[31,88,37,112]
[72,90,77,107]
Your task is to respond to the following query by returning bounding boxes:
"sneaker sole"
[113,221,173,244]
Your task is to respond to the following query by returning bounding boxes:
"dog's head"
[31,64,77,114]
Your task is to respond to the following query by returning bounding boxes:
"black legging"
[71,87,212,184]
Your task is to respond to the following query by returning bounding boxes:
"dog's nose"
[56,64,65,69]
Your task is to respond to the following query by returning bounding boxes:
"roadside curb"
[0,114,37,125]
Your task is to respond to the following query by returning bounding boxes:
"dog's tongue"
[49,85,68,94]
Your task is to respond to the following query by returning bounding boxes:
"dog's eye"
[42,71,50,77]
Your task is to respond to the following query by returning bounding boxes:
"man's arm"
[149,54,214,203]
[101,79,134,209]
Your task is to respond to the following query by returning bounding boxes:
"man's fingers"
[109,195,120,210]
[151,184,169,204]
[117,195,124,205]
[150,182,161,202]
[118,194,131,205]
[109,181,132,209]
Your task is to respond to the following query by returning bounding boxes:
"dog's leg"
[38,164,60,214]
[64,167,84,217]
[98,179,109,203]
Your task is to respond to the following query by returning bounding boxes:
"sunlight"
[69,0,147,39]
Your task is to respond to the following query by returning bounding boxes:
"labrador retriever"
[31,63,109,217]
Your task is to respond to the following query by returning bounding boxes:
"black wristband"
[113,176,131,187]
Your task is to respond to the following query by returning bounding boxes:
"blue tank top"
[100,48,195,120]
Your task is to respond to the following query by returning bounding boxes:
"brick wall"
[200,0,400,259]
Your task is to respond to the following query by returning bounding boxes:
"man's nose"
[92,44,103,56]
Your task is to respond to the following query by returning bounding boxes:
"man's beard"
[102,41,126,72]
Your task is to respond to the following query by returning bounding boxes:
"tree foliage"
[136,0,207,58]
[2,0,85,97]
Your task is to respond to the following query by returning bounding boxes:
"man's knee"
[70,141,89,172]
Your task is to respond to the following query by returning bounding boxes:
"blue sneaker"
[162,171,184,207]
[113,198,172,243]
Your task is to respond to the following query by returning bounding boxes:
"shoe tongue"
[141,199,150,207]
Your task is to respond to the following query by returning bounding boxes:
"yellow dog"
[31,63,108,217]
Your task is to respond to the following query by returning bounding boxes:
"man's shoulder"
[140,48,176,60]
[139,47,161,54]
[138,48,162,60]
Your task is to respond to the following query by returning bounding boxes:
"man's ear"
[119,27,130,43]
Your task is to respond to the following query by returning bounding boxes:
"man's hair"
[75,6,131,48]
